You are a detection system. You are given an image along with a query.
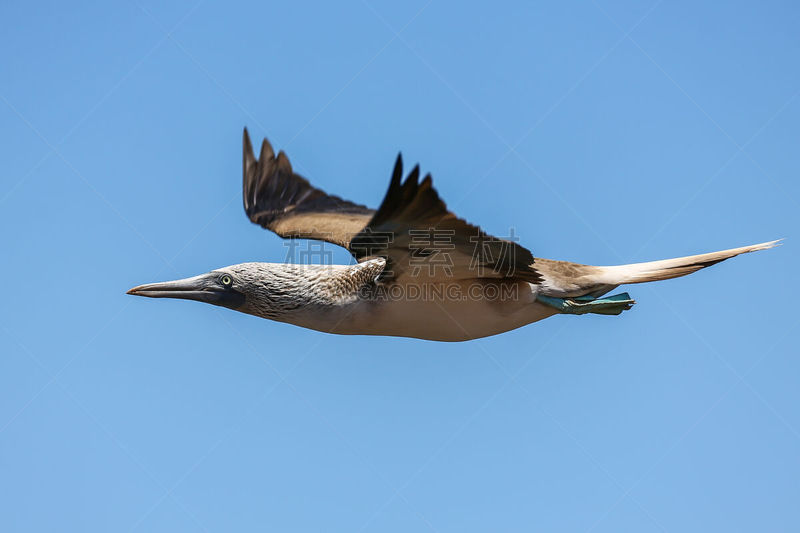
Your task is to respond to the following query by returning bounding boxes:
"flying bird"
[127,129,779,341]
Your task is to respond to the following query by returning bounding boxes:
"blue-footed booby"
[127,129,779,341]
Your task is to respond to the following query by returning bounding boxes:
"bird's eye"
[220,275,233,287]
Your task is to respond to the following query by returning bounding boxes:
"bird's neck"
[238,263,369,322]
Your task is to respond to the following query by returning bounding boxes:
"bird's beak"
[127,274,210,300]
[126,273,245,309]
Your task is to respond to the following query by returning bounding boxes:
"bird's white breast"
[290,279,558,342]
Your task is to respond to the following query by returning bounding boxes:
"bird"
[127,128,779,342]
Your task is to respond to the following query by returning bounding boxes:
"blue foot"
[537,292,636,316]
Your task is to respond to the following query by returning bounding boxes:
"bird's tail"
[534,240,780,315]
[596,240,780,285]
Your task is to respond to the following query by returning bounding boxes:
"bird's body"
[355,283,556,342]
[203,260,553,341]
[127,129,779,342]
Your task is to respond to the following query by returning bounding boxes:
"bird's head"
[126,262,336,319]
[126,265,253,311]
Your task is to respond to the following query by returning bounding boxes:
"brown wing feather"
[242,128,374,249]
[351,155,543,284]
[243,131,541,284]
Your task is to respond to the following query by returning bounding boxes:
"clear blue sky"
[1,1,797,531]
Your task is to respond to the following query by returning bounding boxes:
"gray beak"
[127,273,245,309]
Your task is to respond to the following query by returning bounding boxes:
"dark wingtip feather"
[391,154,403,187]
[243,128,257,208]
[260,138,274,163]
[406,164,420,185]
[276,150,292,173]
[243,128,255,167]
[398,164,421,206]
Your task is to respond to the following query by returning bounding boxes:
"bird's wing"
[350,155,542,284]
[243,130,540,284]
[243,129,375,249]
